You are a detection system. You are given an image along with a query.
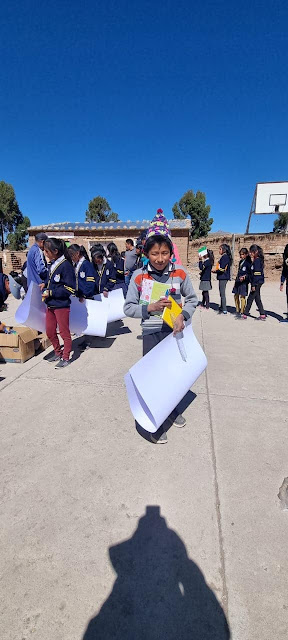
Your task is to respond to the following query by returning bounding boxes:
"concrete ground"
[0,281,287,640]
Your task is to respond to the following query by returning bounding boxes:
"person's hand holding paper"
[147,297,171,313]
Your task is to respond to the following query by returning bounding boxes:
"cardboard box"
[34,332,51,353]
[0,326,39,363]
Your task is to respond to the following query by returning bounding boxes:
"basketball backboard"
[246,181,288,233]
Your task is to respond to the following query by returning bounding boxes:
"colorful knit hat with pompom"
[145,208,172,242]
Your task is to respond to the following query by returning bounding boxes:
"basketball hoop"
[246,181,288,233]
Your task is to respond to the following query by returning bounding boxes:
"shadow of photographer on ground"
[82,506,230,640]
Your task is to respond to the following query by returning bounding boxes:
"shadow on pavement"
[42,336,116,364]
[265,310,285,322]
[207,303,236,315]
[106,320,132,337]
[82,506,230,640]
[135,391,197,443]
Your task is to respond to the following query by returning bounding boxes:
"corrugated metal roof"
[28,219,191,231]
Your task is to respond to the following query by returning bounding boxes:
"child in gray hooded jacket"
[124,210,198,444]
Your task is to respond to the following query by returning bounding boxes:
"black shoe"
[55,359,70,369]
[47,352,62,362]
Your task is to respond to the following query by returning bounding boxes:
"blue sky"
[1,0,287,233]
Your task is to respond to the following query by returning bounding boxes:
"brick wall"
[188,233,288,280]
[28,229,190,265]
[0,250,27,274]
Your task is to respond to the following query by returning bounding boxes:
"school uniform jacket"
[232,258,251,295]
[44,256,76,308]
[250,257,264,285]
[93,258,117,294]
[199,258,212,282]
[124,262,198,335]
[108,256,125,285]
[216,254,230,280]
[75,257,95,298]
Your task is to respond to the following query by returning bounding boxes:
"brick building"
[27,219,191,265]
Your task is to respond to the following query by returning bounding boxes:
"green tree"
[7,216,31,250]
[273,211,288,233]
[172,190,213,239]
[0,181,26,249]
[85,196,120,223]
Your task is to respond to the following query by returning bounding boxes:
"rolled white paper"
[94,288,125,323]
[15,283,108,337]
[124,323,207,433]
[15,282,46,332]
[67,297,108,337]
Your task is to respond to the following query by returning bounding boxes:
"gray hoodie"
[124,262,198,334]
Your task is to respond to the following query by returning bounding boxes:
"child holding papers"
[124,210,198,444]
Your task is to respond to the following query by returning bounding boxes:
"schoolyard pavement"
[0,281,287,639]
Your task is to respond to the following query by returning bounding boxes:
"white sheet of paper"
[93,288,125,323]
[15,283,108,337]
[84,298,108,336]
[105,288,125,323]
[70,297,108,337]
[15,282,46,332]
[124,323,207,433]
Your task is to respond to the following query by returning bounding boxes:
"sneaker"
[222,311,228,315]
[257,315,266,321]
[47,351,62,362]
[150,431,168,444]
[55,358,70,369]
[242,314,248,320]
[171,413,186,428]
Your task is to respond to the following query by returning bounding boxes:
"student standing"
[232,248,251,316]
[124,212,198,444]
[243,244,266,320]
[27,232,48,287]
[91,246,117,295]
[41,238,76,368]
[199,249,214,310]
[280,243,288,322]
[107,242,127,295]
[124,239,137,287]
[214,244,232,314]
[68,244,95,299]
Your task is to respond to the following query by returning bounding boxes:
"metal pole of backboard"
[245,188,256,234]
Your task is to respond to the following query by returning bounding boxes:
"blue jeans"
[125,272,132,288]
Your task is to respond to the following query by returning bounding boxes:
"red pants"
[46,307,72,361]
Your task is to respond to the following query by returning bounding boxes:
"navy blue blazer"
[75,259,95,298]
[199,258,212,282]
[93,259,117,294]
[250,257,264,285]
[44,257,76,308]
[216,254,230,280]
